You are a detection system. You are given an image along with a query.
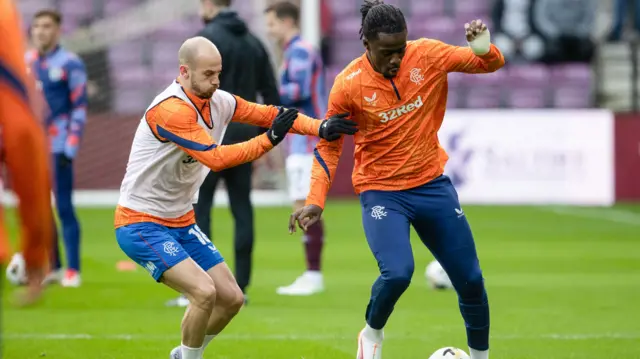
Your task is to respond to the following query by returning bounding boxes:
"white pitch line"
[2,333,639,341]
[542,206,640,226]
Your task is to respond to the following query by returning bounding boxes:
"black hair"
[359,0,406,40]
[264,1,300,26]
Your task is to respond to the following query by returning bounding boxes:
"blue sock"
[458,283,490,351]
[365,275,411,329]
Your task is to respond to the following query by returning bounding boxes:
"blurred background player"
[265,1,327,296]
[168,0,282,307]
[26,9,87,288]
[0,0,54,306]
[290,1,504,358]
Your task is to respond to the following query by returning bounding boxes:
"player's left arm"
[231,95,356,141]
[280,47,314,106]
[64,55,88,159]
[427,19,505,74]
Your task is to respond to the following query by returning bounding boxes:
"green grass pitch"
[3,201,640,358]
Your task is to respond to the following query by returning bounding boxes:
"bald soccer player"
[289,1,504,359]
[114,37,356,359]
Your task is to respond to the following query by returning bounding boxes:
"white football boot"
[276,271,324,296]
[169,346,181,359]
[42,269,63,286]
[60,269,81,287]
[356,328,383,359]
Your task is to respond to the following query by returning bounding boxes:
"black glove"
[266,107,299,146]
[57,154,73,167]
[319,112,357,141]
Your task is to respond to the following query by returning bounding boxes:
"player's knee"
[225,288,245,316]
[189,281,217,310]
[455,271,485,300]
[383,264,414,291]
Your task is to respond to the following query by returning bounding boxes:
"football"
[425,260,453,289]
[6,253,27,286]
[428,347,470,359]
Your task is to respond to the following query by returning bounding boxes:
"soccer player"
[114,37,355,359]
[0,0,54,305]
[265,1,327,296]
[26,9,88,288]
[289,1,505,359]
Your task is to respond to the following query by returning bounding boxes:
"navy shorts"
[115,222,224,282]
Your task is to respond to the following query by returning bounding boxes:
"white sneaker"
[357,328,383,359]
[42,269,63,286]
[276,271,324,296]
[60,269,81,288]
[169,346,181,359]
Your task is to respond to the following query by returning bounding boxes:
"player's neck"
[283,30,300,48]
[38,43,59,57]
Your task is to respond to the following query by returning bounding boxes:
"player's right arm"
[289,77,351,233]
[0,0,53,293]
[146,99,285,172]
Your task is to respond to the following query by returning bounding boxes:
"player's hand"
[289,204,323,233]
[14,266,45,307]
[464,19,488,42]
[267,107,298,146]
[319,113,357,141]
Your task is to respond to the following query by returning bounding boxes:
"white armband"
[467,29,491,56]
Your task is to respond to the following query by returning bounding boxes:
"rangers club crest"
[409,68,424,85]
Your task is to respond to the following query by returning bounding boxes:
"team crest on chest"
[409,68,424,85]
[48,67,64,82]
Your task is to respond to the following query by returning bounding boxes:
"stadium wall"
[4,109,637,207]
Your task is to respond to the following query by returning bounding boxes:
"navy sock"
[61,214,80,271]
[459,286,490,351]
[365,275,411,329]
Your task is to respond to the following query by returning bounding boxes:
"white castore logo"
[364,92,378,106]
[455,208,465,218]
[378,96,424,123]
[410,68,424,85]
[371,205,388,220]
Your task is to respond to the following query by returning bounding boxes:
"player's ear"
[179,65,189,79]
[363,38,370,52]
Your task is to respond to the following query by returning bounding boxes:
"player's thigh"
[115,222,190,282]
[285,154,313,202]
[178,223,225,273]
[360,190,414,279]
[162,257,214,299]
[411,177,482,287]
[206,261,244,310]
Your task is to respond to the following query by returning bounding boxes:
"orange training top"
[114,86,323,228]
[0,0,53,269]
[306,38,505,209]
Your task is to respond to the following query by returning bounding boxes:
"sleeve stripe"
[157,125,217,151]
[0,60,28,101]
[313,147,330,181]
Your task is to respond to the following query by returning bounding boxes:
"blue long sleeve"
[280,47,314,106]
[64,57,87,159]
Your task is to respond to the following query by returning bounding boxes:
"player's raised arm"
[289,80,350,233]
[426,19,505,74]
[231,95,356,141]
[147,99,296,172]
[63,56,88,159]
